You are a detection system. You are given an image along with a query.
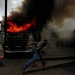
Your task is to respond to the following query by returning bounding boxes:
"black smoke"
[7,0,55,31]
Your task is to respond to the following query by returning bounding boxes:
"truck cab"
[2,32,34,57]
[1,21,34,57]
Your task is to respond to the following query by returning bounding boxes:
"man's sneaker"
[22,67,26,75]
[43,62,46,67]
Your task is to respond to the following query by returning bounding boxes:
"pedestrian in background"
[56,39,59,48]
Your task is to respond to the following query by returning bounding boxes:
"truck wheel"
[2,44,7,58]
[4,52,7,58]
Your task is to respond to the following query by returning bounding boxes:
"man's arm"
[27,42,38,46]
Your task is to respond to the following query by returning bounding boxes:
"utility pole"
[4,0,7,35]
[3,0,7,57]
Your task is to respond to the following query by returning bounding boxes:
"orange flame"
[7,18,36,32]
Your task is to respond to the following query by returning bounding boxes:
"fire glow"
[7,18,36,32]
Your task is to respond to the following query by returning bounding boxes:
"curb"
[26,61,75,73]
[37,56,75,61]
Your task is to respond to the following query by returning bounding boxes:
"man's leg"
[23,52,39,70]
[39,53,46,66]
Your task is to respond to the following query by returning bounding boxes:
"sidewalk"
[26,46,75,73]
[26,59,75,73]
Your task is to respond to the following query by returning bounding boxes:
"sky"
[0,0,22,21]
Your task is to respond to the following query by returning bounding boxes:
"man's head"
[42,39,48,47]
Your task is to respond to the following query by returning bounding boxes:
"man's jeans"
[24,49,45,70]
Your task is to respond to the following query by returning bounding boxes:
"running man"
[22,39,47,75]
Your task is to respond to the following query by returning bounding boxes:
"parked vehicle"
[1,21,34,57]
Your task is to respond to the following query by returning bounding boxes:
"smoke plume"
[53,0,75,25]
[7,0,55,29]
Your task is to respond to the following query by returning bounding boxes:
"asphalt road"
[0,44,33,75]
[0,58,30,75]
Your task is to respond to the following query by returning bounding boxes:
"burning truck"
[2,18,36,57]
[2,0,55,57]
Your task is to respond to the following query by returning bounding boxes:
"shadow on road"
[4,52,33,59]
